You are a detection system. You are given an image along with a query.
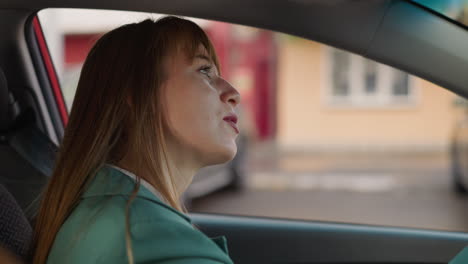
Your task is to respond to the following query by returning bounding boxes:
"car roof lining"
[0,0,467,98]
[368,1,468,98]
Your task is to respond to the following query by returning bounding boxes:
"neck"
[163,136,201,194]
[116,142,201,197]
[163,154,198,195]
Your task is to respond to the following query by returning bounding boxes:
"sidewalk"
[248,142,449,172]
[246,142,450,192]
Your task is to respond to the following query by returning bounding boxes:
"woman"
[32,16,240,264]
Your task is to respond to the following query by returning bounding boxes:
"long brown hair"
[32,16,220,264]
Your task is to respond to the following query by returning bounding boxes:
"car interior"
[1,0,468,263]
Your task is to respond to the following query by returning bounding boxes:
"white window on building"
[325,48,416,107]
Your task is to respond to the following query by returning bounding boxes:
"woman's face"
[163,45,241,167]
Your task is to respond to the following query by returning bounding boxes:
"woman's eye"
[199,65,213,77]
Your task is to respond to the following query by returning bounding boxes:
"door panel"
[191,213,468,263]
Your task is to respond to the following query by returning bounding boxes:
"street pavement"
[191,149,468,232]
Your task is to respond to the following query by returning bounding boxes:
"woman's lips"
[223,115,239,134]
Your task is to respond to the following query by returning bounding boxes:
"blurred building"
[276,37,460,152]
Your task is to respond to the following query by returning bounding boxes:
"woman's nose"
[219,79,241,107]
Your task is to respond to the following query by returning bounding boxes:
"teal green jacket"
[47,165,234,264]
[451,246,468,264]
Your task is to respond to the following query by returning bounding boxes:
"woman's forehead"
[175,45,214,66]
[166,45,210,68]
[167,40,218,71]
[188,44,212,61]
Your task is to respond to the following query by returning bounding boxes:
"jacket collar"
[81,165,191,223]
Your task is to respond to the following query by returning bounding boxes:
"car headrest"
[0,69,19,132]
[0,69,10,131]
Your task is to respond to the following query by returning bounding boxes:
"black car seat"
[0,68,57,259]
[0,183,32,259]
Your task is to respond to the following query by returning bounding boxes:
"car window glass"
[412,0,468,27]
[38,8,467,232]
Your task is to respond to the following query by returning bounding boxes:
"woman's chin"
[206,145,237,166]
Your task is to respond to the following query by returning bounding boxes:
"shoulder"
[131,198,231,261]
[128,198,234,263]
[48,195,232,264]
[47,195,128,263]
